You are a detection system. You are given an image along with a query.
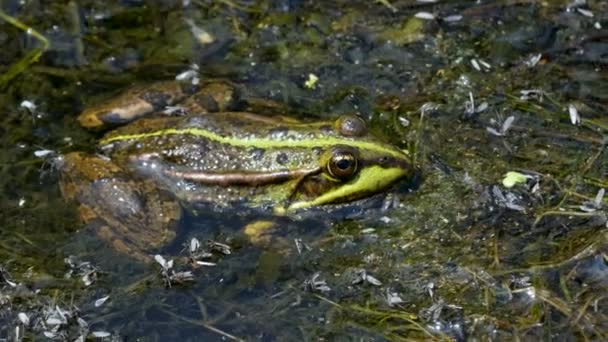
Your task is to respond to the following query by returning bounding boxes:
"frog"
[58,79,415,262]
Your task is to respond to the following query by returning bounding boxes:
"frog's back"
[99,113,327,174]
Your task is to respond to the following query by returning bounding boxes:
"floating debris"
[379,216,392,224]
[303,272,331,293]
[350,268,382,286]
[502,171,531,188]
[568,104,581,125]
[91,331,112,338]
[566,0,587,11]
[398,116,410,127]
[471,58,491,72]
[168,270,195,284]
[420,102,440,115]
[183,237,229,266]
[487,116,515,137]
[39,304,84,339]
[175,64,200,85]
[154,254,174,272]
[190,237,201,252]
[43,331,60,339]
[420,299,445,321]
[414,12,435,20]
[184,19,215,45]
[576,8,594,17]
[64,256,101,287]
[524,53,543,68]
[17,312,29,325]
[471,58,480,71]
[19,100,37,112]
[184,237,212,260]
[443,14,463,22]
[304,73,319,89]
[207,240,232,255]
[77,317,88,329]
[155,254,195,287]
[386,289,405,307]
[519,89,545,102]
[33,149,55,158]
[580,189,604,212]
[94,296,110,308]
[492,186,525,211]
[195,261,217,267]
[423,282,435,298]
[294,238,311,255]
[464,92,476,116]
[478,59,491,69]
[464,92,489,117]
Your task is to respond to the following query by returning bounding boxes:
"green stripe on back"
[101,128,409,159]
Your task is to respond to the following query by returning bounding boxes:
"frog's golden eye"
[327,150,358,179]
[336,115,367,137]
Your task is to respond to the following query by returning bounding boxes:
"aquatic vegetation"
[0,0,606,340]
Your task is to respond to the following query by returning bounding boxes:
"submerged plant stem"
[0,10,50,87]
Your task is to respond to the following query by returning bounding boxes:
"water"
[0,0,607,340]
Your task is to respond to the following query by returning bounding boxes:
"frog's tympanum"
[59,80,414,261]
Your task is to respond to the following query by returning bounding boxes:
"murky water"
[1,0,607,340]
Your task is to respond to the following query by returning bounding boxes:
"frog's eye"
[336,115,367,137]
[327,150,358,179]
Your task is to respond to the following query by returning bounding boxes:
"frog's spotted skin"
[60,80,414,261]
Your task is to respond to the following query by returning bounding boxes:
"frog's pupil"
[337,159,351,170]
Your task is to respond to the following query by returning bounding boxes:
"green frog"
[59,80,415,262]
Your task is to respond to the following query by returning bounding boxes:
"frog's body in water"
[59,80,414,261]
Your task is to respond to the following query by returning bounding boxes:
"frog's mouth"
[286,162,412,211]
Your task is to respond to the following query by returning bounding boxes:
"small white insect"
[94,295,110,307]
[304,272,331,293]
[443,14,463,22]
[18,312,29,325]
[386,289,405,307]
[154,254,173,271]
[189,237,201,253]
[195,261,217,266]
[568,104,580,125]
[576,8,594,17]
[524,54,542,68]
[414,12,435,20]
[34,149,55,158]
[365,274,383,286]
[20,100,37,112]
[487,115,515,137]
[520,89,545,102]
[471,58,481,71]
[91,331,112,338]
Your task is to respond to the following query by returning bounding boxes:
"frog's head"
[280,115,415,212]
